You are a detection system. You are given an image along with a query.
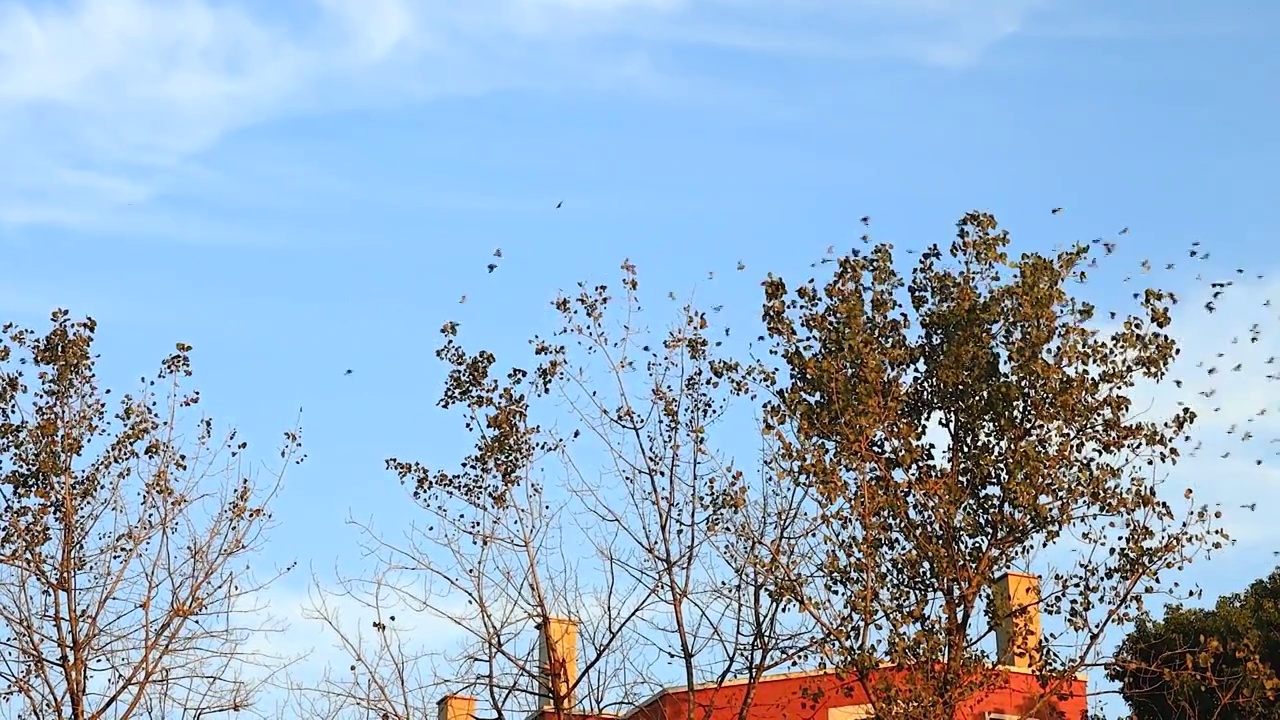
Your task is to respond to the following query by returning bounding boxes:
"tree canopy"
[1111,566,1280,720]
[299,210,1238,720]
[749,211,1223,719]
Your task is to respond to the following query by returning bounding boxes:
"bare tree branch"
[0,310,305,720]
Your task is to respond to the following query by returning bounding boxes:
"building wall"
[629,668,1088,720]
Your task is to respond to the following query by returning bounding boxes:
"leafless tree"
[294,474,660,720]
[285,570,448,720]
[296,263,815,720]
[0,311,305,720]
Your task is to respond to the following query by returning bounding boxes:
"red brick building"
[437,573,1088,720]
[619,664,1088,720]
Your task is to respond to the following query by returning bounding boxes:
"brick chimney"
[537,616,579,710]
[992,571,1042,669]
[438,694,476,720]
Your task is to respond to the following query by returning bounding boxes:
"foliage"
[737,210,1223,717]
[0,310,304,720]
[299,210,1240,720]
[1110,566,1280,720]
[300,263,811,720]
[750,211,1229,719]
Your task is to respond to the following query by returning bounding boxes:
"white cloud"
[258,577,470,678]
[653,0,1045,66]
[0,0,1047,233]
[237,576,472,719]
[0,0,384,228]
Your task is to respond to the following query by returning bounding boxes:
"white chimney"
[537,616,579,710]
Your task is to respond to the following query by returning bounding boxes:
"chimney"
[438,695,476,720]
[992,571,1042,669]
[537,616,579,710]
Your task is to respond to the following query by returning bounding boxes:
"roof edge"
[621,663,1088,719]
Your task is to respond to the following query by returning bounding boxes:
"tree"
[747,211,1231,719]
[0,310,304,720]
[301,209,1243,720]
[1110,565,1280,720]
[297,265,814,720]
[285,570,451,720]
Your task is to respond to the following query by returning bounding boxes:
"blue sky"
[2,0,1280,714]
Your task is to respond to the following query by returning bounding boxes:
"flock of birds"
[340,203,1279,556]
[1057,207,1280,559]
[343,200,570,376]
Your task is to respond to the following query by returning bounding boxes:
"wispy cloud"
[0,0,1049,233]
[0,0,398,229]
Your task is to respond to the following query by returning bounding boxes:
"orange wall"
[631,669,1088,720]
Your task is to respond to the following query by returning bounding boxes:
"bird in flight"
[487,263,498,273]
[555,201,563,209]
[1051,207,1064,215]
[344,369,353,376]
